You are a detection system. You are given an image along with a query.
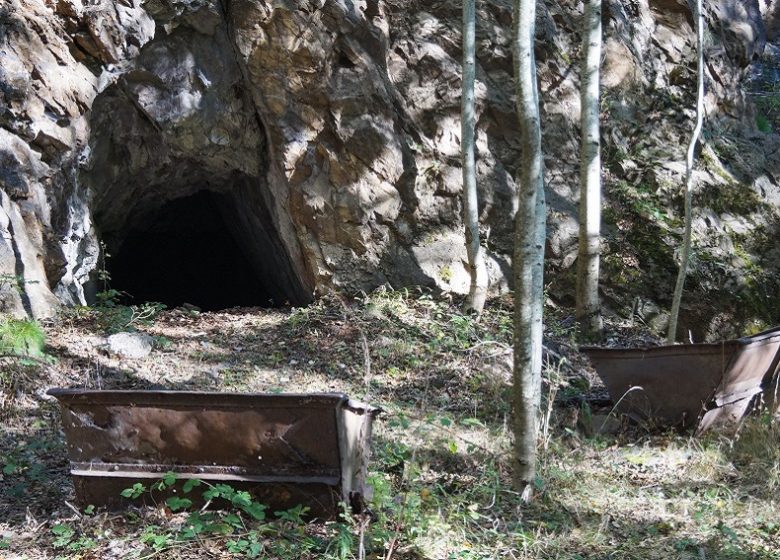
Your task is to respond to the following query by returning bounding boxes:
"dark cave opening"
[107,191,293,311]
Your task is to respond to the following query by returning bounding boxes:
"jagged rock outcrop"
[0,0,778,337]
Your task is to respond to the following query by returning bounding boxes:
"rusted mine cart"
[48,389,379,518]
[582,327,780,431]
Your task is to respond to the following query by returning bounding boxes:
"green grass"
[0,316,45,357]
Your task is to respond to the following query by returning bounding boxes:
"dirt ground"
[1,291,778,559]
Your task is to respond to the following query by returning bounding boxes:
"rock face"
[0,0,779,336]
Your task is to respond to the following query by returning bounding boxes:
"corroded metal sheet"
[48,390,378,518]
[700,327,780,431]
[582,326,780,431]
[582,343,735,427]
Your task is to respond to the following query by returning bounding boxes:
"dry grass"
[0,290,778,559]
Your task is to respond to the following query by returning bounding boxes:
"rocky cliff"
[1,0,778,337]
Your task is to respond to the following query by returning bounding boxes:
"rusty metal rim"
[741,325,780,340]
[582,327,780,357]
[47,388,352,408]
[580,327,780,359]
[737,334,780,347]
[581,342,741,358]
[71,470,341,485]
[69,461,341,477]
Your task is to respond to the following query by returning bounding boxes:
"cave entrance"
[106,190,301,311]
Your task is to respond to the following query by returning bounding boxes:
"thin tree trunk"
[462,0,488,314]
[576,0,603,341]
[667,0,704,343]
[512,0,546,501]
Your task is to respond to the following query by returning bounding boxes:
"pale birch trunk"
[667,0,704,343]
[576,0,603,340]
[512,0,546,501]
[462,0,488,314]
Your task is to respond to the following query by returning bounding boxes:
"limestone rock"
[105,331,153,359]
[0,0,777,336]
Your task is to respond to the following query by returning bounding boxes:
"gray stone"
[106,332,153,359]
[0,0,777,334]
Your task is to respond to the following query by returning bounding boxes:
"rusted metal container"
[48,389,379,518]
[582,326,780,431]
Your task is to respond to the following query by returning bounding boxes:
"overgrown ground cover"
[1,290,778,559]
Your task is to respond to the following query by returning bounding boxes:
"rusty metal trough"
[48,389,379,518]
[582,327,780,431]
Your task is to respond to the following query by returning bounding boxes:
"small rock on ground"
[106,332,153,359]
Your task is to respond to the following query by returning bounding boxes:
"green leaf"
[224,513,242,528]
[162,471,177,487]
[120,482,146,499]
[182,478,201,494]
[208,522,234,535]
[227,539,249,553]
[213,484,235,500]
[181,513,207,538]
[165,496,192,512]
[67,536,96,552]
[151,535,169,549]
[274,504,309,524]
[242,501,267,521]
[460,417,484,427]
[439,416,452,427]
[51,524,75,538]
[231,490,252,508]
[51,524,75,548]
[447,440,458,454]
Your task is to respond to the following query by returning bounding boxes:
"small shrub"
[92,290,166,333]
[50,523,95,552]
[756,114,772,133]
[117,474,344,558]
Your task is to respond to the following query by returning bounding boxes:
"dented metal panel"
[582,326,780,431]
[48,389,379,518]
[583,342,735,427]
[699,326,780,430]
